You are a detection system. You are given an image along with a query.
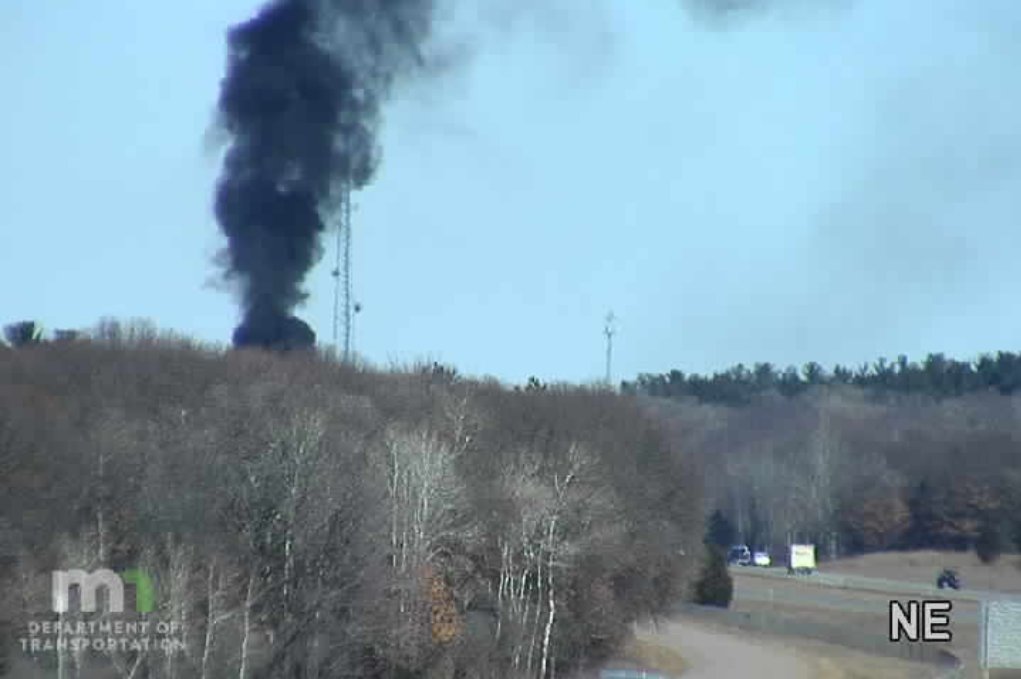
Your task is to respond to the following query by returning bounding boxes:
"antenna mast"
[604,311,616,386]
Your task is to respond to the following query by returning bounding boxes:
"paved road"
[733,566,1021,604]
[733,575,981,623]
[731,564,1021,632]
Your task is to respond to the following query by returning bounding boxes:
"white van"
[787,544,816,575]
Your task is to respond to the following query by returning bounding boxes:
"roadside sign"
[979,601,1021,673]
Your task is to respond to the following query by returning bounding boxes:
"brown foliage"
[423,565,461,645]
[0,328,702,678]
[645,385,1021,558]
[841,490,910,552]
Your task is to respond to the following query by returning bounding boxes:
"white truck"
[787,543,816,575]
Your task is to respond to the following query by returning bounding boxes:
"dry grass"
[654,613,936,679]
[620,637,687,676]
[731,588,980,646]
[720,604,942,678]
[808,653,937,679]
[823,550,1021,594]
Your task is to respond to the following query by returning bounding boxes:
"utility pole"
[604,311,616,387]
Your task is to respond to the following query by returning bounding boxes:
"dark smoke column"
[213,0,433,351]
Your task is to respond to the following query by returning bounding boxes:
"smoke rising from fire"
[214,0,433,350]
[212,0,840,352]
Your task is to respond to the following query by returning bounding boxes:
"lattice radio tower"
[331,183,353,362]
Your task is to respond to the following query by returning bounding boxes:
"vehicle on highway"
[936,568,961,590]
[728,544,752,566]
[787,543,816,575]
[753,550,771,567]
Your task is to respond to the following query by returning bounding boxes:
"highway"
[732,565,1021,604]
[727,565,1021,678]
[733,571,982,623]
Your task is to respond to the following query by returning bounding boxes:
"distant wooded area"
[629,358,1021,562]
[625,353,1021,404]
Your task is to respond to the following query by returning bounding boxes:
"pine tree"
[705,510,736,550]
[975,519,1004,564]
[693,546,733,608]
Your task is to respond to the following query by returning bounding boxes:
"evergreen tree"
[2,321,42,347]
[705,510,736,549]
[692,546,733,608]
[975,519,1005,564]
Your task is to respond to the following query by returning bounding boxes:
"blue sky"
[2,1,1020,385]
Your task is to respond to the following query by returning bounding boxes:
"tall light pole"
[604,311,617,387]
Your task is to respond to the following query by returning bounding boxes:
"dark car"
[727,545,751,566]
[936,568,961,590]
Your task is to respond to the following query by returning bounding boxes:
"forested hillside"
[0,328,701,679]
[630,359,1021,561]
[6,322,1020,677]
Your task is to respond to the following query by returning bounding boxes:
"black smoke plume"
[214,0,433,351]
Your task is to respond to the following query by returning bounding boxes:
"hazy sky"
[2,1,1020,385]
